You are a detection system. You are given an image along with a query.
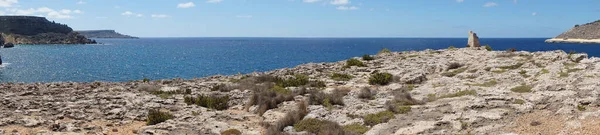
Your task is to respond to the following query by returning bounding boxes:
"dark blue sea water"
[0,38,598,83]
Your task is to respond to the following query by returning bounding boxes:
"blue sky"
[0,0,599,37]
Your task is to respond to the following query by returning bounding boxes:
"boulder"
[4,43,14,48]
[467,31,481,47]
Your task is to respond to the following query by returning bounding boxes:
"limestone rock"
[467,31,481,47]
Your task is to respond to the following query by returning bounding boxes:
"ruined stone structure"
[467,31,481,47]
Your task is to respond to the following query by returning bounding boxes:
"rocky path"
[1,47,600,135]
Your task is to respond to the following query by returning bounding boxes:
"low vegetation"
[147,109,174,125]
[470,80,498,87]
[308,88,347,110]
[442,68,467,77]
[139,84,190,99]
[510,84,533,93]
[519,70,531,78]
[484,45,492,51]
[343,123,370,134]
[358,87,376,100]
[513,99,526,105]
[331,73,354,81]
[447,62,463,70]
[265,101,310,135]
[378,48,392,54]
[184,95,230,110]
[436,90,477,99]
[386,90,422,113]
[221,129,242,135]
[293,118,346,135]
[369,72,393,85]
[345,58,366,68]
[364,111,395,126]
[578,105,587,111]
[362,54,375,61]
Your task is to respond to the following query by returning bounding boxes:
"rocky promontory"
[546,20,600,44]
[1,46,600,134]
[76,30,139,39]
[0,16,96,45]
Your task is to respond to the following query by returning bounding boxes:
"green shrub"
[331,73,354,81]
[499,63,524,70]
[484,45,492,51]
[519,70,530,78]
[448,46,456,50]
[184,95,229,110]
[294,118,344,134]
[362,54,375,61]
[143,78,150,82]
[364,111,395,126]
[343,123,370,134]
[147,109,173,125]
[221,129,242,135]
[441,68,467,77]
[513,99,525,105]
[369,72,393,85]
[378,48,391,54]
[345,58,366,68]
[541,69,550,74]
[308,88,346,107]
[276,74,309,87]
[270,86,291,94]
[578,105,586,111]
[510,85,532,93]
[470,80,497,87]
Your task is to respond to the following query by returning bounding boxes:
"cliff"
[546,20,600,44]
[0,16,96,44]
[76,30,138,39]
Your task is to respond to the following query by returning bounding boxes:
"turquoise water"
[0,38,597,83]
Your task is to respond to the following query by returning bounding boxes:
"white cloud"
[76,0,85,5]
[207,0,223,3]
[177,2,195,8]
[456,0,464,3]
[4,7,79,19]
[0,0,18,8]
[236,15,252,18]
[483,2,497,7]
[151,14,169,18]
[136,14,143,17]
[121,11,134,16]
[330,0,349,5]
[336,6,358,10]
[532,12,537,16]
[303,0,320,3]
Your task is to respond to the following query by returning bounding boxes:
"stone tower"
[467,31,481,47]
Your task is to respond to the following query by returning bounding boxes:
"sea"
[0,38,598,83]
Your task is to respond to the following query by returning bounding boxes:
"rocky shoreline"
[2,46,600,135]
[545,38,600,44]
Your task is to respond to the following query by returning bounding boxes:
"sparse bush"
[437,90,477,99]
[364,111,395,126]
[510,85,532,93]
[362,54,375,61]
[369,72,393,85]
[378,48,392,54]
[448,46,456,50]
[541,69,550,74]
[211,84,234,92]
[247,89,294,115]
[147,109,173,125]
[578,105,586,111]
[441,68,467,77]
[519,70,530,78]
[345,58,366,68]
[332,73,354,81]
[471,80,497,87]
[265,101,309,135]
[294,118,345,135]
[484,45,492,51]
[184,95,229,110]
[221,129,242,135]
[343,123,370,134]
[447,62,463,70]
[308,88,346,107]
[498,63,524,70]
[277,74,310,87]
[143,78,150,82]
[513,99,525,105]
[358,88,376,100]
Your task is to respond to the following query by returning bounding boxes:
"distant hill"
[546,20,600,44]
[0,16,96,44]
[76,30,138,39]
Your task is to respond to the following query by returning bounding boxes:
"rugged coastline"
[0,16,96,45]
[546,20,600,44]
[76,30,139,39]
[1,46,600,134]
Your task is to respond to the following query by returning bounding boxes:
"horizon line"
[126,37,554,39]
